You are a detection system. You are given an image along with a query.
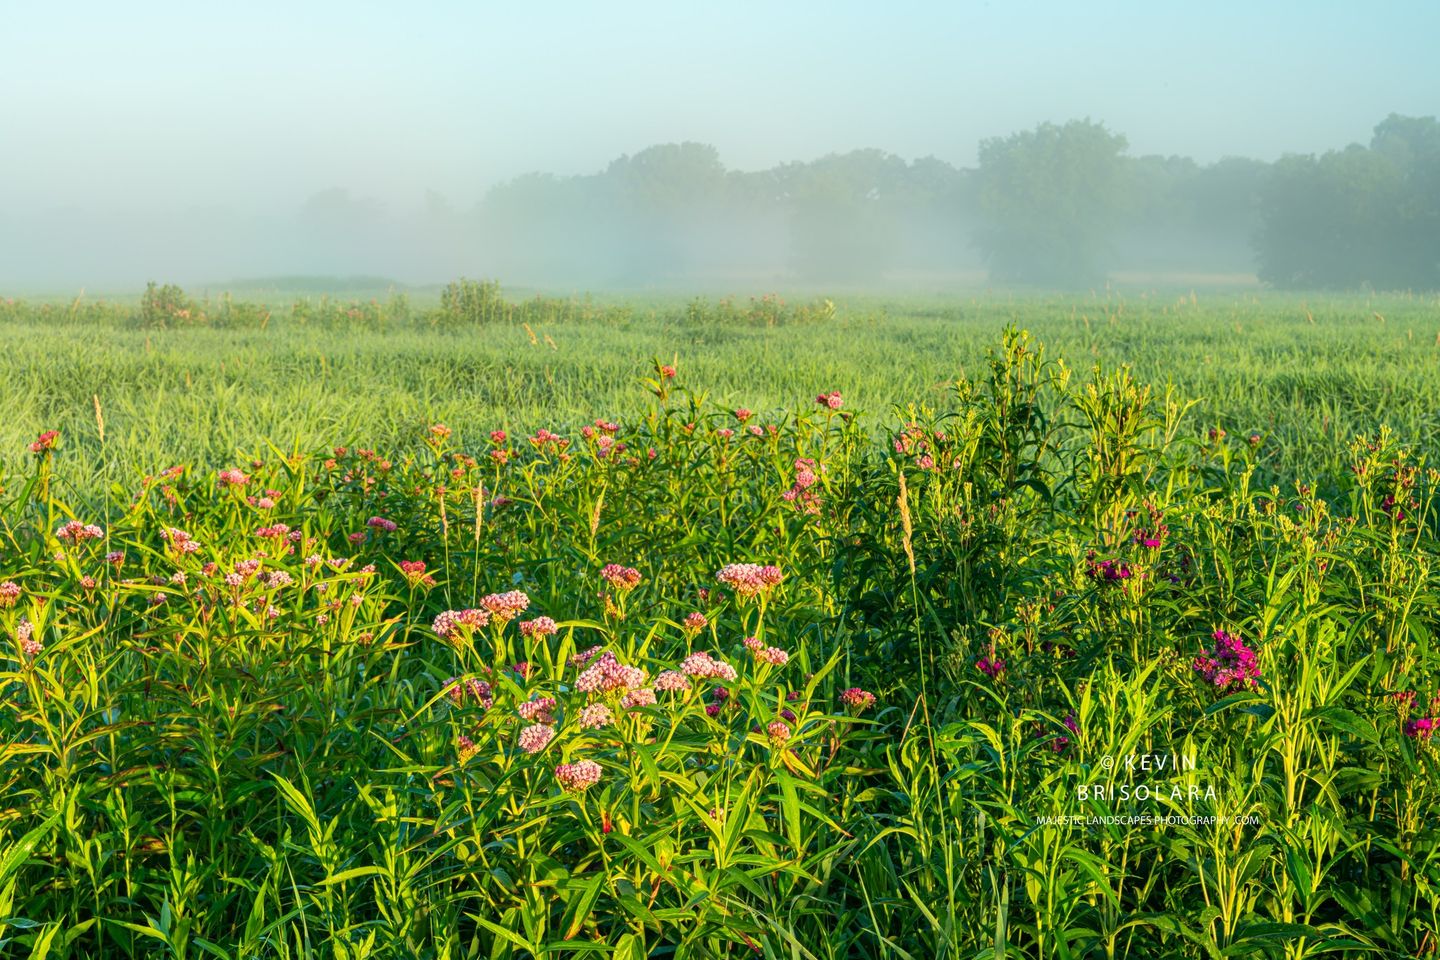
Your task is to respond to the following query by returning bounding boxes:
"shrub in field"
[138,281,198,328]
[1,329,1438,957]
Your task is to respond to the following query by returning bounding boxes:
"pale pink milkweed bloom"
[755,646,789,667]
[654,670,690,692]
[218,468,249,486]
[0,581,19,608]
[766,720,791,745]
[600,564,642,592]
[621,687,657,709]
[576,651,647,693]
[481,590,530,622]
[577,702,613,729]
[517,696,557,723]
[518,723,555,754]
[555,759,602,792]
[432,607,490,642]
[839,687,877,712]
[520,616,558,638]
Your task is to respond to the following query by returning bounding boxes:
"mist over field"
[3,2,1438,293]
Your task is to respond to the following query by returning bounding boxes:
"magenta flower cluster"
[1192,629,1261,691]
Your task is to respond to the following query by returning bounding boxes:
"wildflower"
[735,408,753,423]
[489,429,507,444]
[621,687,657,709]
[600,564,642,592]
[367,516,397,533]
[55,520,104,543]
[659,364,676,379]
[577,702,613,729]
[766,720,790,745]
[0,581,19,608]
[976,656,1005,679]
[716,428,734,440]
[518,724,555,754]
[683,612,708,634]
[654,670,690,692]
[432,608,490,643]
[16,618,40,658]
[106,550,126,566]
[815,391,843,410]
[716,563,784,599]
[29,430,59,455]
[234,559,261,578]
[680,651,738,682]
[569,644,603,666]
[518,697,557,723]
[1049,711,1079,752]
[399,560,436,588]
[520,616,558,638]
[457,734,479,762]
[218,468,249,486]
[481,590,530,622]
[555,759,602,792]
[429,424,452,442]
[1192,629,1261,691]
[1404,718,1436,739]
[839,687,876,712]
[445,676,494,708]
[754,645,789,667]
[576,651,647,693]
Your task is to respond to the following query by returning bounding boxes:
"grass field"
[2,285,1439,957]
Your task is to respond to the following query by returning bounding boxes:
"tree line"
[295,114,1437,289]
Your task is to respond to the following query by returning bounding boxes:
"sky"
[3,0,1437,217]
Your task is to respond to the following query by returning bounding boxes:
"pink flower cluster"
[29,430,59,455]
[481,590,530,622]
[715,563,783,599]
[433,607,490,641]
[520,616,558,638]
[163,528,201,555]
[976,656,1006,678]
[218,468,249,486]
[445,676,494,709]
[1192,629,1261,691]
[576,651,647,693]
[782,458,822,514]
[766,719,790,745]
[654,670,690,692]
[577,702,613,729]
[600,564,642,592]
[518,723,555,754]
[839,687,876,712]
[16,618,40,658]
[743,636,790,666]
[399,560,436,588]
[682,612,707,633]
[518,696,557,722]
[555,759,602,792]
[55,520,104,543]
[680,651,738,682]
[815,391,843,410]
[1405,717,1436,739]
[367,516,397,532]
[0,581,19,608]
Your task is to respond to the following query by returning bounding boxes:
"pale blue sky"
[3,0,1437,213]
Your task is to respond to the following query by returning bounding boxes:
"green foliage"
[976,120,1130,286]
[1,314,1439,955]
[1257,114,1440,290]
